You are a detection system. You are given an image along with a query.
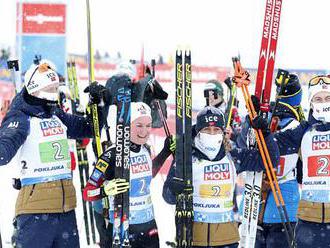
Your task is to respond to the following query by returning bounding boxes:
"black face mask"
[23,89,58,113]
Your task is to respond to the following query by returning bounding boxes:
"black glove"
[224,77,232,90]
[84,82,111,105]
[169,177,186,195]
[163,135,176,155]
[251,95,260,114]
[252,115,270,136]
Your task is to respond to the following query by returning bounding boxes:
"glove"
[164,135,176,154]
[84,82,110,106]
[169,177,186,195]
[103,178,129,196]
[224,77,232,90]
[252,115,270,136]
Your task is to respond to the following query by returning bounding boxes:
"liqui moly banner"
[16,1,66,77]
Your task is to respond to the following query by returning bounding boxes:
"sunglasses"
[309,75,330,87]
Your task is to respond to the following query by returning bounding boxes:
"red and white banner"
[21,3,66,34]
[74,61,231,84]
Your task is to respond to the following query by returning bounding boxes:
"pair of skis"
[235,0,295,248]
[85,1,132,247]
[175,50,193,248]
[67,60,96,245]
[112,80,132,248]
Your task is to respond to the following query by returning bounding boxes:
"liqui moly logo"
[22,3,66,34]
[131,155,150,174]
[40,119,64,137]
[312,134,330,150]
[204,163,230,180]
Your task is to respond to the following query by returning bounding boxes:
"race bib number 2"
[39,139,70,163]
[308,155,330,177]
[199,183,232,199]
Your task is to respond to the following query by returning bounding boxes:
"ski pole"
[151,59,171,138]
[233,58,295,248]
[7,59,19,94]
[225,82,237,128]
[270,69,290,132]
[86,0,102,157]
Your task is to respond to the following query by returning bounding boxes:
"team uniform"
[0,62,105,248]
[274,75,330,247]
[237,74,303,248]
[83,102,173,248]
[163,106,279,248]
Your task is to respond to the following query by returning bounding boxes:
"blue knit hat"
[195,106,225,133]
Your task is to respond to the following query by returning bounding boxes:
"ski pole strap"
[232,58,251,88]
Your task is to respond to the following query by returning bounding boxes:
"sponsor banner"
[21,3,66,34]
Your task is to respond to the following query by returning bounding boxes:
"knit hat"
[131,102,152,123]
[116,61,137,80]
[24,63,59,95]
[276,74,302,106]
[308,75,330,102]
[195,106,225,133]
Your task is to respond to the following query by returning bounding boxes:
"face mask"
[37,91,59,102]
[195,132,223,160]
[312,102,330,122]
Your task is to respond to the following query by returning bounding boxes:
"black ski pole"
[151,59,171,138]
[7,59,19,94]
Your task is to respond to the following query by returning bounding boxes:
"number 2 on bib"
[308,155,330,177]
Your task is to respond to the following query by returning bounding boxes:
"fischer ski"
[175,49,193,248]
[112,79,131,248]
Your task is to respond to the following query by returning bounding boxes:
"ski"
[112,79,131,248]
[183,51,193,248]
[239,0,293,247]
[175,49,193,248]
[67,60,97,245]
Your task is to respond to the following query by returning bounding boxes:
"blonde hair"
[38,63,51,73]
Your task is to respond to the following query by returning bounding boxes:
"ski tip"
[176,48,182,56]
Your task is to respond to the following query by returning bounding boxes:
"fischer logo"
[40,119,64,136]
[131,155,150,174]
[26,14,63,24]
[176,63,183,118]
[185,63,192,118]
[312,134,330,150]
[204,163,230,180]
